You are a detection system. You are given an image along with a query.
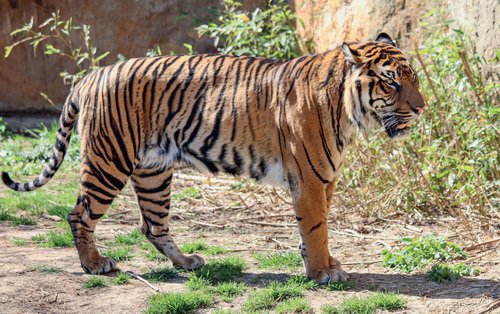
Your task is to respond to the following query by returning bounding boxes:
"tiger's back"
[2,33,425,283]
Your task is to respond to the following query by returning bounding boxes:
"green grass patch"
[325,280,357,291]
[0,210,38,226]
[253,251,302,271]
[11,238,27,246]
[140,242,170,261]
[321,291,409,314]
[195,256,247,283]
[180,240,227,255]
[428,262,480,282]
[102,246,133,262]
[144,267,179,282]
[286,276,318,290]
[244,280,304,311]
[33,229,73,247]
[144,290,213,314]
[214,281,248,302]
[275,297,312,313]
[112,272,132,285]
[83,275,107,289]
[382,235,466,273]
[112,228,146,245]
[29,264,63,274]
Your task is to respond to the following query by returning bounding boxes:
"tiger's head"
[342,33,425,140]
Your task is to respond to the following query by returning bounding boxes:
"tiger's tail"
[1,93,80,192]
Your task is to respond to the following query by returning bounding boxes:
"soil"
[0,170,499,313]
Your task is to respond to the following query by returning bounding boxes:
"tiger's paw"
[81,256,117,274]
[307,256,349,284]
[173,254,205,270]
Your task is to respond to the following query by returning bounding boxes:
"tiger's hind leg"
[68,167,129,274]
[130,165,204,270]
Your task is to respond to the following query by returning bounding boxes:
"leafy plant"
[197,0,313,59]
[5,10,109,91]
[428,262,479,282]
[382,235,466,273]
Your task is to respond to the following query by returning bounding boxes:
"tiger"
[2,33,424,283]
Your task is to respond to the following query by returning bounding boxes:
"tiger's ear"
[342,43,363,65]
[375,33,396,47]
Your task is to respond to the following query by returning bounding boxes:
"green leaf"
[95,51,109,61]
[4,45,13,58]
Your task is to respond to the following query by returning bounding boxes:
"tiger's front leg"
[290,174,348,284]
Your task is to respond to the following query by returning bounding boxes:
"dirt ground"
[0,170,499,313]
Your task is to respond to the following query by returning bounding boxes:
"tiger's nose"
[415,106,424,114]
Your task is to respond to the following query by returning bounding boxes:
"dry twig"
[123,271,159,292]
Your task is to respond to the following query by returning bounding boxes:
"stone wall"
[0,0,263,116]
[292,0,499,61]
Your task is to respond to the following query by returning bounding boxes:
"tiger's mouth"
[385,119,416,139]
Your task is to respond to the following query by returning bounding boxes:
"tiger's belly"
[138,141,288,189]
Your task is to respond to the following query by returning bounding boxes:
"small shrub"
[83,275,107,288]
[144,290,214,314]
[428,262,480,282]
[382,235,466,273]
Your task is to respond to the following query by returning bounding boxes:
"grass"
[180,240,227,255]
[11,238,27,246]
[0,210,38,226]
[275,297,312,313]
[172,187,201,201]
[325,280,357,291]
[112,228,146,245]
[321,291,409,314]
[33,229,74,248]
[144,267,179,282]
[144,290,213,314]
[102,246,134,262]
[253,251,303,271]
[83,275,107,288]
[112,272,132,285]
[140,242,170,261]
[194,256,247,283]
[29,264,63,274]
[244,280,305,311]
[213,281,248,301]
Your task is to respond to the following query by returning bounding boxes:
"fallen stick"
[464,238,500,251]
[478,298,500,314]
[246,221,296,227]
[190,220,226,229]
[342,259,383,266]
[123,271,159,292]
[330,230,399,240]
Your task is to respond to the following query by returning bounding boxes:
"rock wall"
[0,0,263,115]
[292,0,499,61]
